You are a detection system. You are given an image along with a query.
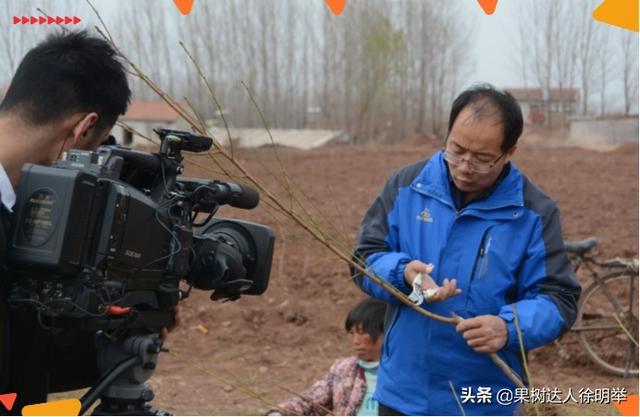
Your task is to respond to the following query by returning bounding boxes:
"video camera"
[6,129,275,414]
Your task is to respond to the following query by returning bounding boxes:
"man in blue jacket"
[353,84,581,415]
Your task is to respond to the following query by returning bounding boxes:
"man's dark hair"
[447,84,523,152]
[0,30,130,132]
[344,298,386,341]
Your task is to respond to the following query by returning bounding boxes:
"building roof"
[506,87,579,102]
[120,100,188,122]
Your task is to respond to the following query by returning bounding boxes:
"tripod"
[79,333,169,416]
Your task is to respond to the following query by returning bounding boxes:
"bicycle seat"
[564,236,598,255]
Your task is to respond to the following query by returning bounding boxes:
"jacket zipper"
[382,305,401,359]
[469,227,493,282]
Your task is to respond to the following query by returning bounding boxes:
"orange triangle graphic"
[593,0,639,32]
[613,394,639,417]
[173,0,195,15]
[477,0,499,15]
[326,0,347,16]
[0,393,16,411]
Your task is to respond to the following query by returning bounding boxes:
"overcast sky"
[468,0,521,88]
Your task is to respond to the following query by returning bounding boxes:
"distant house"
[506,87,579,129]
[115,100,192,147]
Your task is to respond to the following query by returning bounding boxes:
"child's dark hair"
[344,298,386,341]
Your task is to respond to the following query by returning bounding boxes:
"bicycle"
[564,236,638,377]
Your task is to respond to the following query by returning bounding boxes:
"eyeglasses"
[443,149,506,174]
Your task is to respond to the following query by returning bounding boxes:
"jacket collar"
[0,162,15,212]
[411,150,524,212]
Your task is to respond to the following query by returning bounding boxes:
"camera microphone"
[180,178,260,210]
[208,181,260,209]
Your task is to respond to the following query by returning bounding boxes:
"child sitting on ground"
[269,298,386,416]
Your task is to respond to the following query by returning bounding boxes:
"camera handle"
[79,333,170,416]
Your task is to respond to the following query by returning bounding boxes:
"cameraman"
[0,30,130,410]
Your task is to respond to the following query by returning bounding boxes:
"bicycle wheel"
[576,271,638,376]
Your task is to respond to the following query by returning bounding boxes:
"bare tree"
[514,0,638,119]
[576,1,597,114]
[594,28,611,116]
[551,2,579,93]
[352,11,404,142]
[0,1,33,81]
[517,2,577,90]
[619,30,639,115]
[424,2,473,137]
[117,0,178,100]
[409,0,435,134]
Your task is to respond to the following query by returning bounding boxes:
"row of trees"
[0,0,472,142]
[514,0,638,116]
[0,0,637,142]
[114,0,473,142]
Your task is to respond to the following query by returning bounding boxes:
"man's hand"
[456,315,508,353]
[404,259,434,287]
[404,260,461,303]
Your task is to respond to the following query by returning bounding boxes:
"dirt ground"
[69,139,640,415]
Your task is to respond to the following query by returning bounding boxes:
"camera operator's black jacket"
[1,204,11,393]
[1,204,99,412]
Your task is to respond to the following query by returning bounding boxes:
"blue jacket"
[354,151,580,415]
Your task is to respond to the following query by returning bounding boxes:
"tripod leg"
[79,355,140,415]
